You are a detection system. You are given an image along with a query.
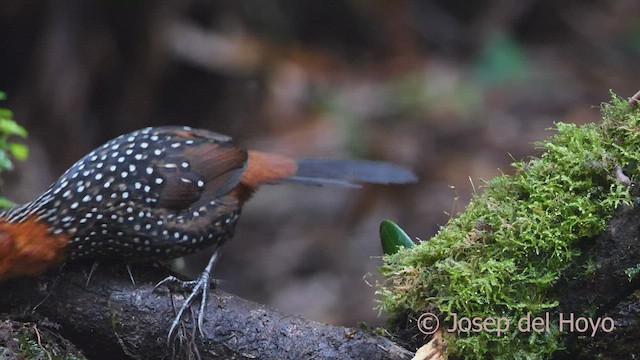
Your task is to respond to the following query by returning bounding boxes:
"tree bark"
[555,205,640,357]
[0,263,414,360]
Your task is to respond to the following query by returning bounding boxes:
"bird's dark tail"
[241,151,417,189]
[285,158,418,187]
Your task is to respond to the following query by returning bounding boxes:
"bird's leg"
[154,248,221,342]
[85,262,136,286]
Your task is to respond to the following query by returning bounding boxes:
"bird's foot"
[154,274,217,341]
[153,249,221,343]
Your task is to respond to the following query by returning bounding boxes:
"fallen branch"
[0,264,414,360]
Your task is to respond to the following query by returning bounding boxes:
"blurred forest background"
[0,0,639,328]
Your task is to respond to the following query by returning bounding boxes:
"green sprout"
[380,220,415,255]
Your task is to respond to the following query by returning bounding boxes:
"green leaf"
[9,142,28,161]
[0,150,12,171]
[0,119,27,137]
[0,197,15,209]
[0,108,12,119]
[380,220,415,255]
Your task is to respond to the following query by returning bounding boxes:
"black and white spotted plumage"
[2,126,246,262]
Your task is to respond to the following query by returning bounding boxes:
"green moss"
[625,264,640,281]
[377,94,640,358]
[9,321,87,360]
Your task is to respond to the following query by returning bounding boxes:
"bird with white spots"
[0,125,417,341]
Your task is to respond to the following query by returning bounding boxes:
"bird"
[0,125,417,340]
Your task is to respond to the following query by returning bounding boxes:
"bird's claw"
[154,276,199,293]
[155,273,214,343]
[154,249,222,343]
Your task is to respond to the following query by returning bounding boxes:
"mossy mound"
[378,94,640,358]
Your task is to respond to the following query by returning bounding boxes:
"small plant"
[0,92,28,208]
[380,219,415,255]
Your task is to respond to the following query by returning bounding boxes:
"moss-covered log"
[377,94,640,358]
